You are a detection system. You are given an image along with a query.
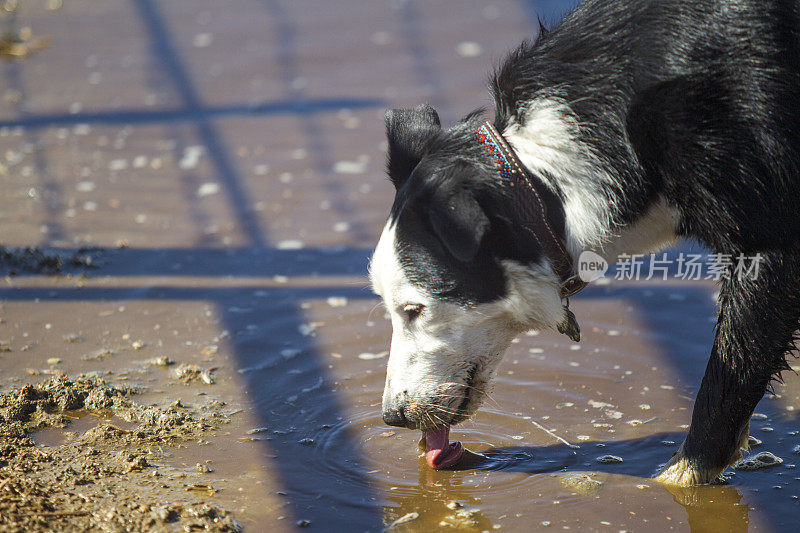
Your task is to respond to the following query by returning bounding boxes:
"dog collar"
[474,120,588,302]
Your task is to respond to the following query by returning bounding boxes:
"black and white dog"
[369,0,800,485]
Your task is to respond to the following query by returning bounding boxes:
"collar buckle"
[559,275,588,300]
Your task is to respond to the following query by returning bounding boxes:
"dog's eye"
[402,304,424,323]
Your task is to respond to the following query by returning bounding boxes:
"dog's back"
[494,0,800,251]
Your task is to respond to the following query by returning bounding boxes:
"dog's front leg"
[655,249,800,486]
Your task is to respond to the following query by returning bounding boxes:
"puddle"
[225,289,800,531]
[31,410,137,447]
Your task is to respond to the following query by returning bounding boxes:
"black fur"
[385,104,441,189]
[386,113,569,306]
[384,0,800,480]
[387,118,514,305]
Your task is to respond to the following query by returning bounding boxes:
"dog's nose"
[382,405,408,427]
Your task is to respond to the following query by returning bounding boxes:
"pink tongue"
[423,426,464,469]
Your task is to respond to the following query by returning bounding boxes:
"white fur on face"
[369,220,564,429]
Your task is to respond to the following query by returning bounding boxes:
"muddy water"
[31,410,137,447]
[1,0,799,531]
[255,282,800,531]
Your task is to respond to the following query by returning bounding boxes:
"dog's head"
[369,104,568,433]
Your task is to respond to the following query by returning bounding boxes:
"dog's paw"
[653,445,725,487]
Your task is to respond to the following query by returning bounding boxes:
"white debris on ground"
[326,297,348,308]
[178,145,204,170]
[332,155,369,174]
[193,32,213,48]
[196,182,220,197]
[455,41,483,57]
[358,351,388,360]
[277,240,304,250]
[386,512,419,529]
[298,323,321,337]
[171,363,215,385]
[109,158,127,171]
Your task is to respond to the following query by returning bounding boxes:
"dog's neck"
[475,121,584,295]
[501,99,678,265]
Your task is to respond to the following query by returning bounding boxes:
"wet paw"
[654,446,724,486]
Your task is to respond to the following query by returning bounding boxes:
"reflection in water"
[380,446,753,532]
[30,411,137,448]
[664,483,750,533]
[383,467,494,531]
[446,435,752,532]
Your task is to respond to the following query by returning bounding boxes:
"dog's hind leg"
[656,248,800,486]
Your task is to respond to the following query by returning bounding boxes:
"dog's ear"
[428,186,489,262]
[385,104,441,189]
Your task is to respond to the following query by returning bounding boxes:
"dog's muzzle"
[382,363,480,430]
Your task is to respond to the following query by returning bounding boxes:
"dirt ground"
[0,376,240,532]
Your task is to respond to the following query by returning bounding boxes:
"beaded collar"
[474,120,588,302]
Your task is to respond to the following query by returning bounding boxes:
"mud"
[171,363,216,385]
[0,0,50,60]
[0,245,101,275]
[0,376,240,532]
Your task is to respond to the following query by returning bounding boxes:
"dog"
[369,0,800,485]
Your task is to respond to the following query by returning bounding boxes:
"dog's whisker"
[366,301,386,323]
